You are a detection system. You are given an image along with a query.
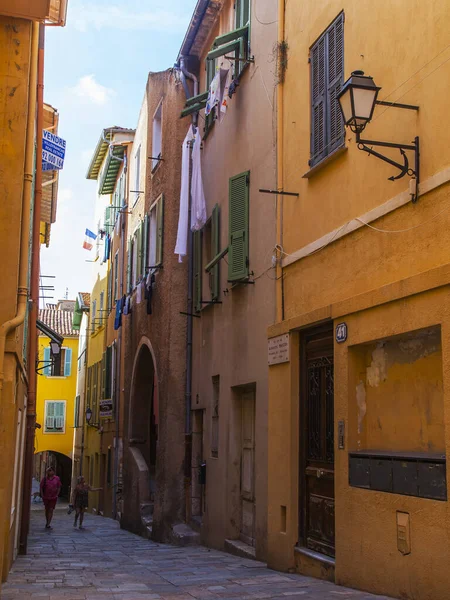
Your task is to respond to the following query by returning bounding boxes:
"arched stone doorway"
[34,451,72,500]
[124,340,158,535]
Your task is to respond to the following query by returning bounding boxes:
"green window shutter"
[137,221,143,279]
[105,346,112,399]
[43,347,51,376]
[228,171,250,282]
[156,195,164,266]
[143,214,149,275]
[235,0,250,28]
[212,25,249,49]
[181,92,208,118]
[126,236,132,293]
[211,204,220,301]
[193,230,202,313]
[64,348,72,376]
[207,39,241,62]
[46,401,55,430]
[74,395,80,428]
[104,206,113,229]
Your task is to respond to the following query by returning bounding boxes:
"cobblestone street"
[2,509,393,600]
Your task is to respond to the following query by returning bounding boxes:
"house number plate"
[335,322,348,343]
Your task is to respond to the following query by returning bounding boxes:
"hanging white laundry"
[174,126,195,262]
[191,129,207,232]
[220,68,232,120]
[205,71,221,116]
[136,280,143,304]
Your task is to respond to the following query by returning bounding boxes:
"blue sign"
[42,130,66,170]
[335,322,348,343]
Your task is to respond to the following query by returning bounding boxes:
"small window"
[147,194,164,270]
[309,13,344,167]
[99,291,104,326]
[91,299,97,333]
[44,400,66,433]
[152,101,162,171]
[43,346,72,377]
[211,376,220,458]
[133,145,141,206]
[113,251,119,302]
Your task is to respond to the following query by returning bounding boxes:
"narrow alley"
[2,509,392,600]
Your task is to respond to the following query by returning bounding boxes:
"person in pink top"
[40,467,61,529]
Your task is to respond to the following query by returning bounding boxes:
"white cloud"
[69,75,115,106]
[72,4,189,33]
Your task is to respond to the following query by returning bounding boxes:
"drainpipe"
[178,55,199,523]
[19,22,45,556]
[276,1,286,323]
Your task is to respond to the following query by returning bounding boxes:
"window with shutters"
[152,100,163,172]
[147,194,164,272]
[202,205,220,302]
[43,346,72,377]
[44,400,66,433]
[113,251,119,302]
[130,221,144,289]
[133,145,141,206]
[309,13,344,167]
[228,171,250,282]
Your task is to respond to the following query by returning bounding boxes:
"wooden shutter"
[126,236,132,293]
[228,172,250,282]
[136,224,143,280]
[64,348,72,376]
[327,14,344,153]
[105,346,112,399]
[43,347,51,376]
[211,204,220,301]
[46,401,55,430]
[310,35,326,166]
[101,353,106,399]
[143,214,149,275]
[74,395,80,428]
[236,0,250,28]
[193,230,202,313]
[55,402,64,430]
[156,195,164,266]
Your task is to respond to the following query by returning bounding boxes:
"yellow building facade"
[268,1,450,599]
[34,304,79,496]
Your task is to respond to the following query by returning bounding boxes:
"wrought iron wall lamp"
[337,71,420,202]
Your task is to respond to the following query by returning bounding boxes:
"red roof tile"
[38,308,79,337]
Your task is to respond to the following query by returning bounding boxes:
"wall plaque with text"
[268,334,290,365]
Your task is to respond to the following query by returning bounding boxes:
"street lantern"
[49,341,61,358]
[337,70,380,134]
[86,407,92,424]
[337,69,420,201]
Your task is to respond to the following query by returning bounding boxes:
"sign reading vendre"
[42,130,66,171]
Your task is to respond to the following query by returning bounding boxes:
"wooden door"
[300,325,335,557]
[240,390,256,546]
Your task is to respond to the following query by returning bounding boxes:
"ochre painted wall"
[268,1,450,598]
[35,335,78,459]
[0,15,32,585]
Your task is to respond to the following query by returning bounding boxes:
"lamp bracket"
[375,100,419,111]
[356,133,420,202]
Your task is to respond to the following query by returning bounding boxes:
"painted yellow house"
[34,302,79,497]
[268,1,450,599]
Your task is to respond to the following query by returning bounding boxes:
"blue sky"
[40,0,197,302]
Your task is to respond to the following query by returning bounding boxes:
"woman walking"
[40,467,61,529]
[71,476,102,529]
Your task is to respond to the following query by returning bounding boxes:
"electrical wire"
[253,5,277,26]
[355,205,449,234]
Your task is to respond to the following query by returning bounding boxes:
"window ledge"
[302,145,347,179]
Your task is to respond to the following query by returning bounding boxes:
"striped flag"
[83,228,97,251]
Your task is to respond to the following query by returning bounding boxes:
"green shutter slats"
[126,236,132,293]
[207,39,241,62]
[143,214,149,275]
[43,347,51,376]
[137,221,144,279]
[185,91,209,107]
[228,171,250,282]
[235,0,250,29]
[212,25,249,49]
[211,204,220,301]
[64,348,72,376]
[156,195,164,266]
[193,230,202,313]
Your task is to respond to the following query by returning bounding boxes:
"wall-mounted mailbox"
[349,450,446,501]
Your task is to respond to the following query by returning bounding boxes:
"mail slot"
[199,462,206,485]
